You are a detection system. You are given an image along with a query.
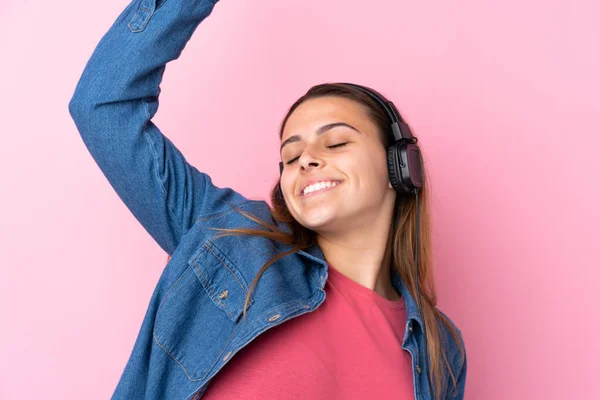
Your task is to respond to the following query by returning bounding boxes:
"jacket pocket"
[152,239,253,381]
[189,239,254,322]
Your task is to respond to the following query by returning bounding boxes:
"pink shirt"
[201,264,415,399]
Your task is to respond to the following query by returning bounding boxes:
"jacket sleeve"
[68,0,249,256]
[447,329,467,399]
[452,340,467,399]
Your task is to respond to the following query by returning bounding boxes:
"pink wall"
[1,0,598,398]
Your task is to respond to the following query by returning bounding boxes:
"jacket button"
[408,323,413,333]
[218,289,228,300]
[268,314,281,322]
[416,364,421,374]
[223,351,232,362]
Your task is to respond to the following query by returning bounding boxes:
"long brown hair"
[167,83,465,399]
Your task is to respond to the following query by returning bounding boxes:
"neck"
[316,211,400,301]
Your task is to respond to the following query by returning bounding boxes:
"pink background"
[1,0,598,398]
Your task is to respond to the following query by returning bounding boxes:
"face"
[280,96,396,233]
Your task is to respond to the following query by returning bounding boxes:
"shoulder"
[192,198,279,229]
[188,197,299,272]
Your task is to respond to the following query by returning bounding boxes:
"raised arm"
[68,0,248,256]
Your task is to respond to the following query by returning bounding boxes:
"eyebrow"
[280,122,361,152]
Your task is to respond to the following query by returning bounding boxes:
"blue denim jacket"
[68,1,467,399]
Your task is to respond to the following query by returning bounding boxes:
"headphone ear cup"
[403,143,424,191]
[387,142,410,193]
[387,142,424,193]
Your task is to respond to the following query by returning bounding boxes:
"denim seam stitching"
[151,263,239,382]
[194,199,265,222]
[151,266,204,380]
[142,99,184,239]
[192,259,235,320]
[155,265,190,316]
[204,241,247,292]
[152,326,237,382]
[152,331,197,380]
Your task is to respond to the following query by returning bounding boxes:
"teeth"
[303,181,338,196]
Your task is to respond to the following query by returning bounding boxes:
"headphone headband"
[339,83,416,144]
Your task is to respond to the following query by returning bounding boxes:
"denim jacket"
[68,1,467,399]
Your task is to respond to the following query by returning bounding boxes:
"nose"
[298,147,323,171]
[298,143,324,171]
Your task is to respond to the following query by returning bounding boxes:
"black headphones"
[277,83,433,397]
[278,83,424,195]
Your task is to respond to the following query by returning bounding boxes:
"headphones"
[277,83,433,397]
[278,82,424,194]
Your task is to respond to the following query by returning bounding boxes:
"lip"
[300,181,343,198]
[299,178,343,196]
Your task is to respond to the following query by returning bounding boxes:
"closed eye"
[285,143,348,165]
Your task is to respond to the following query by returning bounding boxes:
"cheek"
[347,150,389,188]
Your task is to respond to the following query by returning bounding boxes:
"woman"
[68,0,466,399]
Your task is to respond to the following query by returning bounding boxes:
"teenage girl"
[68,1,466,399]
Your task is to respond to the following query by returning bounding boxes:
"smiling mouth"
[300,182,342,198]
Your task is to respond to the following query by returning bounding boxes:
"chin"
[295,210,340,231]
